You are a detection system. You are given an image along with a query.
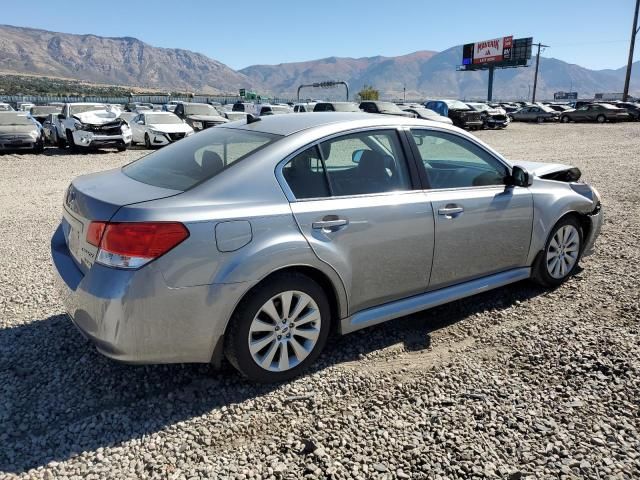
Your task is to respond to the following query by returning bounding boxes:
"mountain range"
[0,24,638,100]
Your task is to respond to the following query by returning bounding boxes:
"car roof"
[226,112,458,136]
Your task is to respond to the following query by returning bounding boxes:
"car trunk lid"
[62,168,181,273]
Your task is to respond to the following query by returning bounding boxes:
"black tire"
[144,133,152,149]
[596,114,606,123]
[561,115,570,123]
[531,215,583,288]
[55,130,66,148]
[66,129,79,152]
[225,272,331,383]
[117,144,127,152]
[536,116,545,124]
[34,142,44,154]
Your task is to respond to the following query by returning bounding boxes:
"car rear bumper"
[51,224,241,364]
[0,138,40,150]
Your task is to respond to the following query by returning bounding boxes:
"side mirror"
[352,149,365,164]
[507,165,533,187]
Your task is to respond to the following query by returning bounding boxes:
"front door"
[408,128,533,289]
[282,129,435,314]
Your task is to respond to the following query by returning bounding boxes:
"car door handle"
[312,219,349,230]
[437,206,464,215]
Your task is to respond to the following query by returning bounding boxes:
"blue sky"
[2,0,637,70]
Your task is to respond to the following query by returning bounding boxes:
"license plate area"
[63,211,84,265]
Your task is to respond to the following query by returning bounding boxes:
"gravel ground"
[0,122,638,479]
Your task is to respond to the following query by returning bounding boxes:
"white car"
[59,103,132,151]
[293,102,317,113]
[0,102,14,112]
[130,111,194,148]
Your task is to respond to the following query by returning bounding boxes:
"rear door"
[281,128,434,314]
[408,128,533,290]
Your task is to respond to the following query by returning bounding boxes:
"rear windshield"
[123,127,281,191]
[184,104,218,116]
[145,114,182,124]
[30,106,61,115]
[0,113,34,126]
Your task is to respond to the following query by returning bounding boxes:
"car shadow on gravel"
[0,280,546,474]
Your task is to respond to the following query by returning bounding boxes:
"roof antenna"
[246,114,261,124]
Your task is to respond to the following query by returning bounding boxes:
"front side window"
[410,130,507,189]
[124,128,280,191]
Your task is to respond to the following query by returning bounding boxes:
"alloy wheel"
[546,225,580,279]
[248,291,321,372]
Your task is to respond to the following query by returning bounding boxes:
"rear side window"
[123,128,280,191]
[282,146,330,199]
[282,130,412,199]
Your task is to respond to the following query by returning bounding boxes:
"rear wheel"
[561,115,570,123]
[532,216,583,288]
[536,116,545,124]
[225,273,330,383]
[66,129,79,152]
[596,114,606,123]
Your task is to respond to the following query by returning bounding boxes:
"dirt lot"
[0,122,638,479]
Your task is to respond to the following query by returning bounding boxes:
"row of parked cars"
[2,95,638,154]
[496,100,640,123]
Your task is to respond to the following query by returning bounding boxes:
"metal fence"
[0,94,298,105]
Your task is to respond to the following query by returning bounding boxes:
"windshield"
[468,103,489,112]
[445,100,471,110]
[145,114,182,124]
[185,104,217,116]
[123,127,281,191]
[599,103,619,110]
[375,102,402,113]
[70,104,107,115]
[539,105,556,113]
[0,113,35,126]
[30,106,61,116]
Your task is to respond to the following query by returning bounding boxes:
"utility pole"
[623,0,640,101]
[531,42,549,103]
[487,65,495,102]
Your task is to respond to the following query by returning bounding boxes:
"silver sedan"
[51,113,603,382]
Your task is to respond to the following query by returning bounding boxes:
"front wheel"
[596,114,606,123]
[532,216,583,288]
[536,116,545,124]
[561,115,570,123]
[144,133,152,149]
[225,273,331,383]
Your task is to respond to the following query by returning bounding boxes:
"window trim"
[406,127,512,191]
[275,126,422,202]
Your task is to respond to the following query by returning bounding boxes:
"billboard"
[461,36,532,70]
[463,36,513,66]
[554,92,578,100]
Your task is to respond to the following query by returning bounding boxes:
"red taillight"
[100,222,189,258]
[86,221,107,247]
[87,221,189,268]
